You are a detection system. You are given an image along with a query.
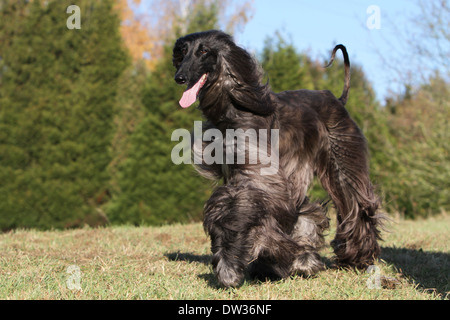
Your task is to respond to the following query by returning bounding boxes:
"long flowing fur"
[173,30,383,287]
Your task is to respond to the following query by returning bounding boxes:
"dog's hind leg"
[317,105,382,269]
[290,200,329,259]
[247,201,328,280]
[249,219,326,280]
[283,200,329,277]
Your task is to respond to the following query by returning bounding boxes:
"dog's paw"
[215,259,244,288]
[291,251,325,277]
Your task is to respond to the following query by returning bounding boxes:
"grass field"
[0,213,448,300]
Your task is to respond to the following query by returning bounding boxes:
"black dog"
[173,30,383,287]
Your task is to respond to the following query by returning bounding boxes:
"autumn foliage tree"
[115,0,253,69]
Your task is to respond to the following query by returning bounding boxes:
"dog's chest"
[221,163,231,182]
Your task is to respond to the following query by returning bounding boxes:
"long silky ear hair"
[220,41,274,115]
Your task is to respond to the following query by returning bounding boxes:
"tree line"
[0,0,448,230]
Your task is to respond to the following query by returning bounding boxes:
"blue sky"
[237,0,421,103]
[136,0,433,103]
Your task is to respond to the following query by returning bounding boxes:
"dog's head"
[172,30,228,108]
[173,30,274,115]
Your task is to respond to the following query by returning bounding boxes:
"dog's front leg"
[209,227,249,288]
[203,184,255,288]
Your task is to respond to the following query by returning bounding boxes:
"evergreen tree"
[0,0,128,230]
[106,2,221,225]
[261,34,316,92]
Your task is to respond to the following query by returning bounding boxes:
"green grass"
[0,213,448,300]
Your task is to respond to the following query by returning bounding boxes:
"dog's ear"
[228,85,275,115]
[219,46,275,116]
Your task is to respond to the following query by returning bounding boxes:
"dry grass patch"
[1,214,448,299]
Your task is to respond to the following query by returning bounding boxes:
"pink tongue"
[179,77,203,108]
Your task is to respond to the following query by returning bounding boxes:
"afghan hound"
[172,30,382,288]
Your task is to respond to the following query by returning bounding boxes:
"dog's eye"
[200,48,209,55]
[180,44,188,56]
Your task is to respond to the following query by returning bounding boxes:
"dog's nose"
[175,74,187,84]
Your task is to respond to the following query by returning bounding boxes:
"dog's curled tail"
[324,44,350,105]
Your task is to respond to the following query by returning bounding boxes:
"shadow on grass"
[166,248,450,297]
[165,251,333,289]
[381,246,450,298]
[165,252,212,265]
[165,252,221,288]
